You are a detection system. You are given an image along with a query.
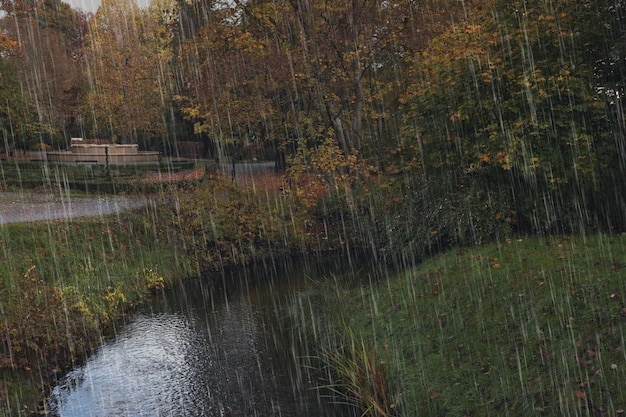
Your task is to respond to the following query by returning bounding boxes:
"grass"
[4,161,624,417]
[0,370,41,417]
[318,327,394,416]
[0,210,180,416]
[295,234,626,416]
[0,211,173,287]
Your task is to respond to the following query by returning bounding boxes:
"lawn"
[297,234,626,416]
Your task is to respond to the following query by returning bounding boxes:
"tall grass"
[319,327,396,417]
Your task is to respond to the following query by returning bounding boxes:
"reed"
[318,327,396,417]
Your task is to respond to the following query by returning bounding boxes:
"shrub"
[0,266,96,371]
[155,175,303,275]
[313,170,513,267]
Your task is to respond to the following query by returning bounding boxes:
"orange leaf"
[432,279,440,295]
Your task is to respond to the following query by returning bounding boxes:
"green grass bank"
[0,208,180,416]
[291,234,626,416]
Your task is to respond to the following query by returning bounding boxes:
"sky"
[63,0,150,13]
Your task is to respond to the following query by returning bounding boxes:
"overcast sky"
[63,0,101,13]
[63,0,150,13]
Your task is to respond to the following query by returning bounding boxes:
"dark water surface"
[47,255,363,417]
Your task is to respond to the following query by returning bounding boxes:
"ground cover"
[0,208,179,415]
[293,234,626,416]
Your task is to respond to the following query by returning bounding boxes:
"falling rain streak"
[1,0,626,416]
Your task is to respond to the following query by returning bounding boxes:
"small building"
[47,139,160,164]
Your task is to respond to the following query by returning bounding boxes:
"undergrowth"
[0,211,178,415]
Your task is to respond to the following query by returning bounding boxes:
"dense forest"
[2,0,626,253]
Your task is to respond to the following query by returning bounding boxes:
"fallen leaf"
[432,279,440,296]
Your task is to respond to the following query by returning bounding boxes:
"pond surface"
[47,254,363,417]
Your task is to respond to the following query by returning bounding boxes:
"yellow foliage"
[287,137,372,206]
[104,286,127,308]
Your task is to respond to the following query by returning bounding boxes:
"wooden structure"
[47,138,160,164]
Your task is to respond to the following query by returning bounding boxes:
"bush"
[312,170,513,268]
[155,175,305,275]
[0,266,96,371]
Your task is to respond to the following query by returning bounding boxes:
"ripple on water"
[48,271,341,417]
[48,313,210,416]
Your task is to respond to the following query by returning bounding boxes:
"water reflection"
[47,257,353,417]
[50,313,206,416]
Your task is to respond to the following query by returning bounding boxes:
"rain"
[1,0,625,416]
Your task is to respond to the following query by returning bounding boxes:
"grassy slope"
[0,211,179,416]
[309,234,626,416]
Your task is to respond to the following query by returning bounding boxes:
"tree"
[82,0,171,142]
[172,0,468,170]
[0,60,37,153]
[400,0,626,232]
[173,0,281,162]
[1,0,88,147]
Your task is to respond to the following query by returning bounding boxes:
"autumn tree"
[172,0,468,172]
[400,0,626,232]
[172,0,282,162]
[0,60,36,153]
[82,0,172,142]
[1,0,87,149]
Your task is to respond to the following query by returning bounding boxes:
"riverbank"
[0,209,180,416]
[291,234,626,416]
[0,172,309,416]
[5,166,625,417]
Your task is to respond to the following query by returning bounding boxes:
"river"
[46,254,361,417]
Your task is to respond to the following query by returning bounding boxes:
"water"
[47,255,356,417]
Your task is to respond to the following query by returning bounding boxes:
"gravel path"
[0,162,279,225]
[0,192,146,224]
